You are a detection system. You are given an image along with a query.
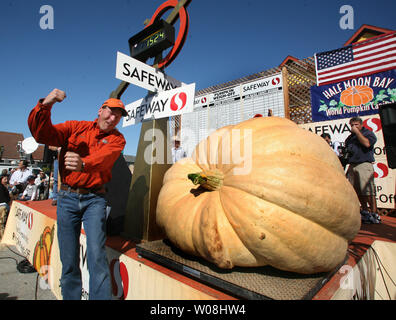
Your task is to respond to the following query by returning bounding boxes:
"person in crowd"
[48,171,54,199]
[19,175,38,201]
[320,132,332,145]
[9,160,32,196]
[35,170,49,200]
[48,146,60,206]
[320,133,341,156]
[8,168,16,182]
[28,88,127,300]
[0,174,11,237]
[0,174,11,206]
[345,117,380,224]
[171,137,187,163]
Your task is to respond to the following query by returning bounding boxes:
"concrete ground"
[0,244,57,300]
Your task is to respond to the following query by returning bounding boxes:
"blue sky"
[0,0,395,156]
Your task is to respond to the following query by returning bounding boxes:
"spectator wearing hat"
[19,175,38,201]
[28,88,126,300]
[171,136,187,163]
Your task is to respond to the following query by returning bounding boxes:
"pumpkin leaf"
[387,88,396,101]
[375,93,388,102]
[329,100,338,107]
[387,88,396,95]
[319,104,328,112]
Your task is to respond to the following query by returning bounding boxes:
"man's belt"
[60,184,105,195]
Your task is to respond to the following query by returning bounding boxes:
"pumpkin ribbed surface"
[156,117,361,274]
[340,85,374,106]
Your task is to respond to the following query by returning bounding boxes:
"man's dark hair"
[320,133,331,139]
[349,117,363,124]
[20,160,28,167]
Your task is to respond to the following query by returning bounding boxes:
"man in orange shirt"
[28,88,127,300]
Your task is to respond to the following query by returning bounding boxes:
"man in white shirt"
[9,160,32,195]
[171,138,187,163]
[19,175,38,201]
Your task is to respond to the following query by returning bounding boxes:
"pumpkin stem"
[188,173,205,185]
[188,170,224,191]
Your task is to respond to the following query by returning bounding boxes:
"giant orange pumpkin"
[156,117,361,274]
[340,85,373,106]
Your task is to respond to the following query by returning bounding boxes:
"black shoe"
[17,259,36,273]
[51,200,57,206]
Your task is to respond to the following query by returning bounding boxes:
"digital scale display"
[129,19,175,62]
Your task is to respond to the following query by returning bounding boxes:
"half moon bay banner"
[310,69,395,122]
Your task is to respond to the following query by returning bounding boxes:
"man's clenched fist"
[64,151,83,172]
[42,88,66,107]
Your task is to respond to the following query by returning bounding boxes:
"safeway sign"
[123,83,196,127]
[116,51,182,92]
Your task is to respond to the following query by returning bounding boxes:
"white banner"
[240,74,283,96]
[123,83,196,126]
[193,73,283,109]
[299,114,396,209]
[115,51,182,92]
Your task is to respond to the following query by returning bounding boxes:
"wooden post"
[120,0,191,241]
[282,67,291,119]
[123,50,171,242]
[122,117,171,241]
[110,81,129,99]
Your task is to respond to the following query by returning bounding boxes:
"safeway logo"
[123,83,195,127]
[27,212,33,230]
[170,92,187,111]
[363,118,382,133]
[110,259,129,300]
[272,77,281,86]
[373,162,389,179]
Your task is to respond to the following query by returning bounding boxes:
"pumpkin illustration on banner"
[340,85,374,106]
[33,225,55,277]
[156,117,361,274]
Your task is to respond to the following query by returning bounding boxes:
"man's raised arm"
[28,88,69,146]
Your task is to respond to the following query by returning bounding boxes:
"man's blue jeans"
[57,189,111,300]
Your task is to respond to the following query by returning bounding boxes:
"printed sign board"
[310,69,396,122]
[115,51,182,92]
[123,83,195,126]
[193,73,283,109]
[299,114,395,209]
[180,73,285,156]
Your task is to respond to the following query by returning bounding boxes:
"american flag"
[315,31,396,86]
